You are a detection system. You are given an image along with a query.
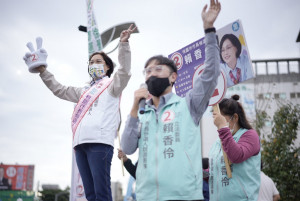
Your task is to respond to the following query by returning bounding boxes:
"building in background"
[251,58,300,144]
[202,57,300,157]
[229,58,300,144]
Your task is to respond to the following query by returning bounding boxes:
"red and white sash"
[71,78,113,138]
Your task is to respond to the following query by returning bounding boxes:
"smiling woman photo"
[219,34,254,87]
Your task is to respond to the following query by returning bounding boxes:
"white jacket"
[40,42,131,147]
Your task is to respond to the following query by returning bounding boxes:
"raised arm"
[108,24,137,97]
[23,37,83,103]
[186,0,221,125]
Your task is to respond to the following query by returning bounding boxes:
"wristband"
[205,27,216,34]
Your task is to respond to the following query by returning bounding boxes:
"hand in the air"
[23,37,48,73]
[120,24,137,43]
[201,0,221,29]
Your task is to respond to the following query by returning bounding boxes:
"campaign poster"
[169,19,254,98]
[169,36,206,97]
[217,20,254,87]
[0,164,34,191]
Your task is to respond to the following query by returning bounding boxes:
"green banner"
[0,191,34,201]
[86,0,103,56]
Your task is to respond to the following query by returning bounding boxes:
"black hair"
[219,94,252,129]
[144,55,177,74]
[219,34,242,63]
[88,52,114,77]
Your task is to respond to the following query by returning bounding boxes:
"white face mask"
[230,122,236,134]
[227,115,236,134]
[89,64,105,79]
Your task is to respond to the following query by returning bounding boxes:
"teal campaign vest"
[209,128,261,201]
[136,95,203,201]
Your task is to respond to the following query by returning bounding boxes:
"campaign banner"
[0,191,35,201]
[87,0,103,56]
[70,150,86,201]
[0,164,34,191]
[169,20,254,97]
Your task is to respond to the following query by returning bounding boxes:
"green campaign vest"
[136,95,203,201]
[209,128,261,201]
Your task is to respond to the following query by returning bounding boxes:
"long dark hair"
[219,94,252,129]
[88,52,114,77]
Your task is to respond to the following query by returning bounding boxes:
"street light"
[78,22,139,54]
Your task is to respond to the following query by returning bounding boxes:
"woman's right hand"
[120,24,137,43]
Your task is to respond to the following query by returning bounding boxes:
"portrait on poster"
[217,20,254,87]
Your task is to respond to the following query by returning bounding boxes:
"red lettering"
[164,111,171,122]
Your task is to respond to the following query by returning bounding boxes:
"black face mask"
[146,76,170,97]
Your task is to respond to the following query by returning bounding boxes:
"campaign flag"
[87,0,103,56]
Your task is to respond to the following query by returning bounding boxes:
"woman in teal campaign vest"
[210,94,261,201]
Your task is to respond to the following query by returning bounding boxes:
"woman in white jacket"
[23,25,136,201]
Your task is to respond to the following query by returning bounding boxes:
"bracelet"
[204,27,216,34]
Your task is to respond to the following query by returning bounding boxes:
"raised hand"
[201,0,221,29]
[120,24,137,43]
[23,37,48,73]
[213,112,227,130]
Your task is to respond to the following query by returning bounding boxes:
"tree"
[256,104,300,201]
[38,186,69,201]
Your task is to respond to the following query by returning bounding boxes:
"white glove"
[23,37,48,73]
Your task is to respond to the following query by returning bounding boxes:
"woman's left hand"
[120,24,137,42]
[213,112,228,130]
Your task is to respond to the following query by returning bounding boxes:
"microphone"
[139,83,148,114]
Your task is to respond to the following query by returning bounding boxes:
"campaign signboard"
[0,164,34,191]
[217,20,254,87]
[169,20,253,98]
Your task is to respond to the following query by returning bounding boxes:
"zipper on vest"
[184,151,198,189]
[237,176,249,199]
[155,112,159,201]
[216,148,221,201]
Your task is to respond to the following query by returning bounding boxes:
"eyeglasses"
[143,65,170,76]
[221,45,233,53]
[88,59,104,65]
